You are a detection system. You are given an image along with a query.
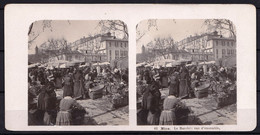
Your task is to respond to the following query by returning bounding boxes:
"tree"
[147,36,176,59]
[138,51,156,63]
[204,19,236,40]
[98,20,128,39]
[28,20,71,49]
[136,19,158,42]
[136,19,176,42]
[40,38,70,60]
[28,20,53,49]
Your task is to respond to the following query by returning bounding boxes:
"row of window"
[215,40,235,46]
[216,49,236,58]
[109,50,128,60]
[108,42,128,48]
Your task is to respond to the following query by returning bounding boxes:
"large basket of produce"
[194,83,210,98]
[216,92,236,108]
[89,84,105,100]
[111,93,128,108]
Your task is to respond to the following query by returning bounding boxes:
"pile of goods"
[194,83,211,99]
[89,84,105,100]
[71,106,87,125]
[175,102,191,125]
[111,85,128,108]
[215,83,236,107]
[194,75,237,108]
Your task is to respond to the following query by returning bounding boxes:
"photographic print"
[5,4,255,131]
[28,20,129,126]
[136,19,237,125]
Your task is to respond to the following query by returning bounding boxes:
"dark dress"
[142,83,161,125]
[37,88,57,125]
[146,89,161,125]
[73,72,84,99]
[144,71,151,84]
[63,75,73,98]
[168,74,179,97]
[161,72,168,88]
[43,90,57,125]
[139,89,150,125]
[55,72,63,89]
[179,70,190,98]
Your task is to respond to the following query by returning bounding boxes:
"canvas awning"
[136,62,146,67]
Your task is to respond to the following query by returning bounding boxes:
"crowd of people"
[137,63,236,125]
[28,64,128,126]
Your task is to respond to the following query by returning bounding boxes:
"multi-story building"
[70,32,128,63]
[176,31,236,61]
[136,45,191,63]
[33,32,128,64]
[70,33,113,53]
[99,38,128,62]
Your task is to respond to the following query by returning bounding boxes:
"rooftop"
[101,38,128,42]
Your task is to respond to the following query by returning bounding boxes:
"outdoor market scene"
[136,19,237,125]
[28,20,129,126]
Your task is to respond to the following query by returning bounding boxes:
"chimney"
[213,31,218,36]
[113,32,116,39]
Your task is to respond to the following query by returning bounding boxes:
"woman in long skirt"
[179,67,190,98]
[73,70,84,99]
[38,82,57,125]
[63,72,73,98]
[56,92,85,125]
[168,72,179,97]
[55,71,63,89]
[159,95,179,125]
[146,82,161,125]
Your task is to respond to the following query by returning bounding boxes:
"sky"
[136,19,207,53]
[28,20,120,54]
[29,19,209,54]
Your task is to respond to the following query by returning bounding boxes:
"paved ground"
[160,88,237,125]
[56,89,129,125]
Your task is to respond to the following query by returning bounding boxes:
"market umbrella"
[59,63,67,68]
[136,62,146,67]
[166,63,172,67]
[99,62,110,65]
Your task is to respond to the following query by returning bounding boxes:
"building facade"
[137,45,191,63]
[176,31,236,61]
[33,32,128,64]
[100,38,128,62]
[69,32,128,63]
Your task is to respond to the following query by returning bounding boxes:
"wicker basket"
[89,84,104,100]
[194,83,210,99]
